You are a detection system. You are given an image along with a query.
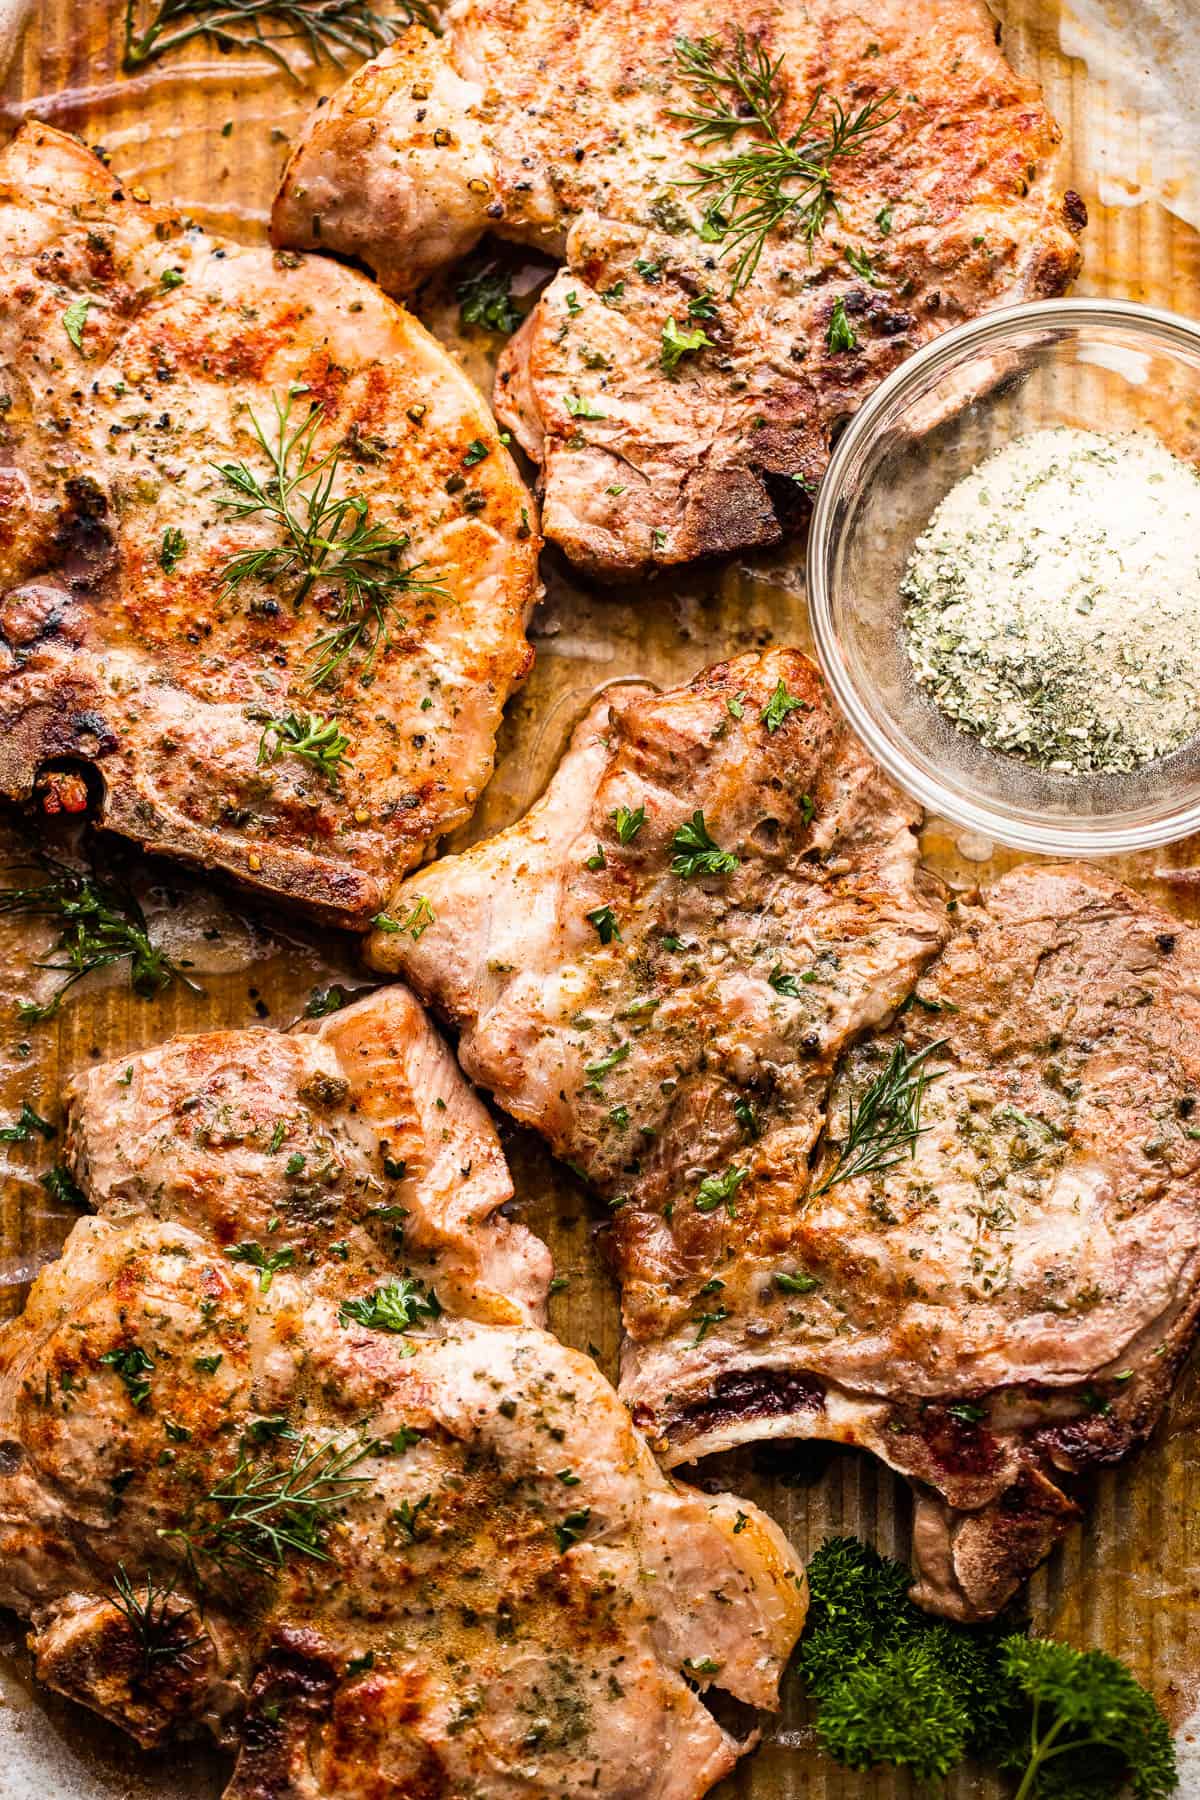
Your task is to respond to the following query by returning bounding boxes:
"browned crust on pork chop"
[0,986,806,1793]
[0,124,538,925]
[273,0,1083,577]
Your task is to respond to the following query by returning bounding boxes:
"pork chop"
[272,0,1084,578]
[0,985,806,1795]
[0,123,538,926]
[370,657,1200,1618]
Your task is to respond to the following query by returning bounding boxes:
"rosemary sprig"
[111,1565,201,1672]
[215,390,445,691]
[672,32,897,294]
[256,710,351,784]
[811,1040,946,1197]
[161,1433,373,1577]
[123,0,439,76]
[0,855,201,1022]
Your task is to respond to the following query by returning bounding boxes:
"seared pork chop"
[0,123,538,926]
[273,0,1083,578]
[0,985,806,1795]
[369,648,946,1320]
[370,658,1200,1618]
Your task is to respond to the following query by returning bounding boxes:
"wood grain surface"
[2,3,1200,1795]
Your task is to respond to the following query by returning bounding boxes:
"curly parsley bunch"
[798,1538,1177,1798]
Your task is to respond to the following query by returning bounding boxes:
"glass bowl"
[807,298,1200,856]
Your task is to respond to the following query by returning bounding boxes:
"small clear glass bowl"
[807,298,1200,856]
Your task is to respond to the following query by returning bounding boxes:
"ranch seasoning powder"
[900,426,1200,773]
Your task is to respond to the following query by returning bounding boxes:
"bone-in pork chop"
[273,0,1084,578]
[0,123,538,925]
[370,656,1200,1618]
[0,986,805,1796]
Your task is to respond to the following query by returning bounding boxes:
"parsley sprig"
[215,390,444,690]
[672,32,896,294]
[799,1537,1177,1796]
[338,1277,441,1334]
[671,811,739,878]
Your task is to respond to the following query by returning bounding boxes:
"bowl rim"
[807,295,1200,856]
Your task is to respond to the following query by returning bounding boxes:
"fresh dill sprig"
[161,1433,373,1577]
[256,710,351,784]
[810,1039,946,1196]
[123,0,439,76]
[214,390,445,691]
[0,855,201,1022]
[671,31,897,294]
[111,1565,201,1672]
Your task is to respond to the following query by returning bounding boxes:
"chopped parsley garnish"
[584,1041,630,1092]
[554,1507,591,1552]
[565,393,606,419]
[456,261,520,335]
[760,679,807,732]
[63,295,91,349]
[775,1270,820,1294]
[612,803,646,843]
[0,1100,55,1143]
[462,438,490,467]
[227,1241,295,1293]
[694,1163,746,1215]
[683,1656,722,1676]
[41,1163,86,1208]
[660,316,711,374]
[768,963,801,996]
[826,296,859,352]
[371,896,435,939]
[391,1493,432,1541]
[671,810,739,878]
[845,245,879,284]
[693,1306,729,1343]
[100,1343,155,1407]
[338,1277,441,1334]
[586,904,621,944]
[159,526,187,573]
[733,1095,760,1137]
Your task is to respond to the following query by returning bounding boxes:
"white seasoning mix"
[900,426,1200,773]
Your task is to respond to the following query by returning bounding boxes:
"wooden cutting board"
[2,3,1199,1795]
